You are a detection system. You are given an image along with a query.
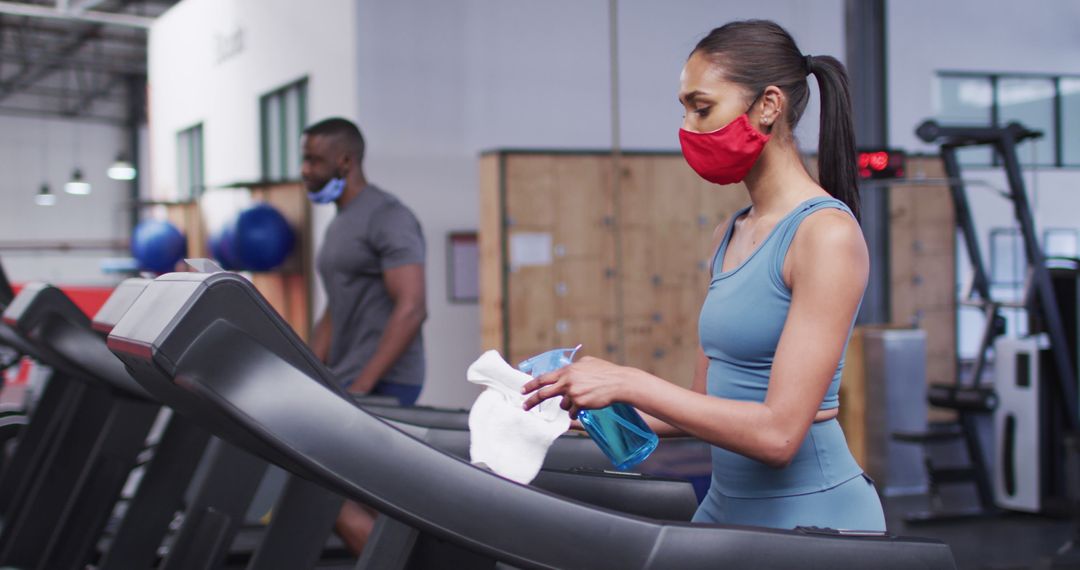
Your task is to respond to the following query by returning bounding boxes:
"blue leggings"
[692,472,886,531]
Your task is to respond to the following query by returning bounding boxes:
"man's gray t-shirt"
[318,184,425,387]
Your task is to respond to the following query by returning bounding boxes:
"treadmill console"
[92,278,151,334]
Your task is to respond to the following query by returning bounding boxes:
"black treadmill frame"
[107,271,957,570]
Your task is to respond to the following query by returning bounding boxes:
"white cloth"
[466,350,570,484]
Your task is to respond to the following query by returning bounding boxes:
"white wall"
[889,1,1080,357]
[148,0,359,195]
[0,115,131,286]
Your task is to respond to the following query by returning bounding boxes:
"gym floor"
[884,495,1075,569]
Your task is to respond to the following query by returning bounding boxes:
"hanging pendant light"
[38,121,56,205]
[65,168,92,195]
[35,183,56,206]
[107,155,136,181]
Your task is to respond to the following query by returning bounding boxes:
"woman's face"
[678,51,755,134]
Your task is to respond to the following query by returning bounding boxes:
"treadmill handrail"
[916,120,1042,146]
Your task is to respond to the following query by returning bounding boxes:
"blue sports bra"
[698,196,858,411]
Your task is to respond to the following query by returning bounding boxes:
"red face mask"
[679,114,771,185]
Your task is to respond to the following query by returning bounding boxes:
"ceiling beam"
[0,51,146,75]
[65,71,125,115]
[1,20,145,46]
[0,103,126,125]
[0,24,101,101]
[0,1,154,29]
[68,0,110,15]
[0,83,127,102]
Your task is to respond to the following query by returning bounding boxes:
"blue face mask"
[308,177,345,204]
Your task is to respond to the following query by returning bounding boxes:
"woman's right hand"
[521,356,633,419]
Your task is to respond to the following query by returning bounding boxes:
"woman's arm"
[632,346,709,437]
[524,209,867,468]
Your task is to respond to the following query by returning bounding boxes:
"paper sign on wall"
[510,232,553,268]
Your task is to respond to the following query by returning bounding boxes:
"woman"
[522,20,885,531]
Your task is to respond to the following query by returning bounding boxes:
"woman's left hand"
[521,356,632,419]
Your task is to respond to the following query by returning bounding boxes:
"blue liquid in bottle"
[518,346,658,471]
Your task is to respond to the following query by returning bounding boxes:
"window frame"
[989,227,1026,289]
[176,122,204,200]
[259,77,308,181]
[936,71,1080,168]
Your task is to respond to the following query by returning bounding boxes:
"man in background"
[301,117,427,553]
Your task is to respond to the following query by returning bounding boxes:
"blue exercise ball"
[131,219,187,274]
[233,203,295,271]
[207,219,243,270]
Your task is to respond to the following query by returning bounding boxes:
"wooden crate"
[480,150,746,384]
[887,156,957,422]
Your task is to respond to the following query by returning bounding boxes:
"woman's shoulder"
[787,202,868,282]
[795,204,862,245]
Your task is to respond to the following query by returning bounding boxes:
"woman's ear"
[757,85,785,131]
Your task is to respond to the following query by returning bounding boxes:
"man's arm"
[311,312,333,363]
[348,263,427,393]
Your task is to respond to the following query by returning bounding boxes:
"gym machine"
[0,262,30,472]
[909,121,1080,562]
[0,282,160,569]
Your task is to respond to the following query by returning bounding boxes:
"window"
[990,228,1025,288]
[988,228,1028,341]
[260,78,307,181]
[177,123,204,200]
[999,78,1055,166]
[934,76,994,165]
[936,72,1080,167]
[1044,228,1079,258]
[1062,78,1080,165]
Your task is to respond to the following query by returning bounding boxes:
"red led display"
[857,149,906,180]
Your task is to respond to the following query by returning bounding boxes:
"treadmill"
[0,259,13,307]
[0,283,162,570]
[92,278,346,570]
[0,279,346,570]
[0,262,31,477]
[0,279,323,570]
[89,277,701,570]
[108,271,958,570]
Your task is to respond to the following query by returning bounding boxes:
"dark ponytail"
[807,56,860,221]
[693,20,860,221]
